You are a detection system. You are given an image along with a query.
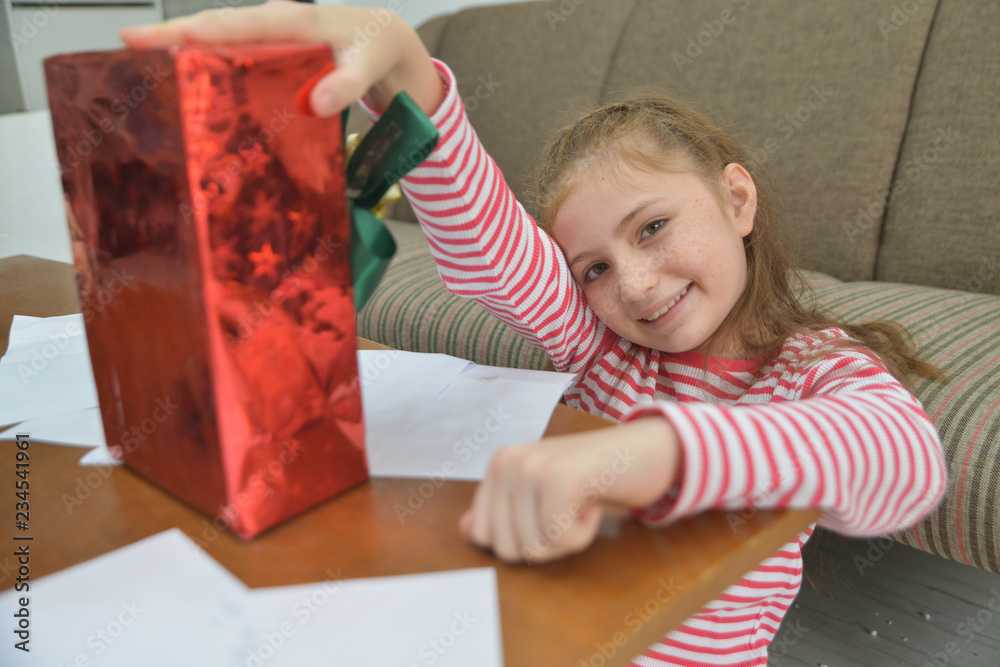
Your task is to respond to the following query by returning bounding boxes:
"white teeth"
[643,287,688,321]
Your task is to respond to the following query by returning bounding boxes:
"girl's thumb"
[457,510,473,537]
[309,65,370,118]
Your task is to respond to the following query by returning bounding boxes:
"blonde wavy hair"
[529,94,942,386]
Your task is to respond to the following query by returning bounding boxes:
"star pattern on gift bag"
[288,206,318,239]
[249,241,281,280]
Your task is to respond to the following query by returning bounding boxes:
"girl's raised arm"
[122,4,604,370]
[360,60,606,371]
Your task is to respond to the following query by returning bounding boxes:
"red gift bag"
[45,43,367,538]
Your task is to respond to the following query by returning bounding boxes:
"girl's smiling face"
[550,160,757,357]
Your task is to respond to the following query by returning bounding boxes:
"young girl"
[124,5,948,664]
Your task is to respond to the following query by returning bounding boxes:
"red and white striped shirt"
[367,60,948,666]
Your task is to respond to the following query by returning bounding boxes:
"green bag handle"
[343,92,438,311]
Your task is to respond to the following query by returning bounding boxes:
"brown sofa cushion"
[415,1,637,217]
[413,0,936,284]
[875,0,1000,296]
[359,221,1000,574]
[357,220,552,371]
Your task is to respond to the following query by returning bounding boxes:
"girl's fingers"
[490,479,520,563]
[463,443,607,563]
[309,62,371,118]
[119,5,394,118]
[465,464,497,550]
[119,15,204,48]
[177,3,324,45]
[465,447,530,563]
[457,509,473,537]
[477,448,520,562]
[513,475,542,562]
[120,3,325,49]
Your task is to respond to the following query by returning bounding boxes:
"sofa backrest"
[414,0,1000,295]
[874,0,1000,295]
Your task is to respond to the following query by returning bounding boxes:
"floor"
[771,529,1000,666]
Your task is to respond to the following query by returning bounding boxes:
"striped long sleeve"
[364,60,609,372]
[366,60,948,666]
[624,342,947,538]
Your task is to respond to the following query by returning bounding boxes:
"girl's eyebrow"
[616,197,663,235]
[567,197,665,270]
[568,250,597,271]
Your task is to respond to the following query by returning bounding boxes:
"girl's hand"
[119,2,445,118]
[458,416,682,564]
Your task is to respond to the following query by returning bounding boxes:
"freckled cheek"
[669,218,718,257]
[585,285,621,323]
[653,244,678,267]
[647,241,690,279]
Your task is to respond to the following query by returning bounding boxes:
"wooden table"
[0,255,820,666]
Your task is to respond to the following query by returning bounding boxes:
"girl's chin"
[637,326,718,357]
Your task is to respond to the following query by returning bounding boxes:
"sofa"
[352,0,1000,576]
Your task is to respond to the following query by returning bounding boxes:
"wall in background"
[0,111,72,263]
[2,1,166,114]
[162,0,262,20]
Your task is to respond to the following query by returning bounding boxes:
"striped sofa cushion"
[360,220,1000,574]
[795,270,1000,574]
[357,220,553,371]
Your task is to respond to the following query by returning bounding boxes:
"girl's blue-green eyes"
[584,263,608,281]
[641,219,666,239]
[582,219,668,282]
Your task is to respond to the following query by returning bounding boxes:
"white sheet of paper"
[3,313,85,359]
[0,529,504,667]
[0,314,99,427]
[0,406,105,448]
[5,314,53,345]
[0,529,252,666]
[359,349,472,461]
[241,568,504,667]
[370,363,578,481]
[77,440,123,466]
[4,314,41,342]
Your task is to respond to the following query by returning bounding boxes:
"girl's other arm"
[457,339,946,564]
[458,415,683,563]
[627,350,947,539]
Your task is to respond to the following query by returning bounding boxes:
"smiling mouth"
[641,285,690,322]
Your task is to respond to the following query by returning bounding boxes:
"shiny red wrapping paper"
[44,44,368,538]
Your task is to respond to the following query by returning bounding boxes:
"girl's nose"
[619,261,658,303]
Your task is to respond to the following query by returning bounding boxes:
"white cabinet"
[1,0,163,113]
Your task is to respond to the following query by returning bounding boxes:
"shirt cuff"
[357,58,459,129]
[621,402,700,525]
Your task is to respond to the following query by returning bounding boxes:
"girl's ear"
[722,163,757,238]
